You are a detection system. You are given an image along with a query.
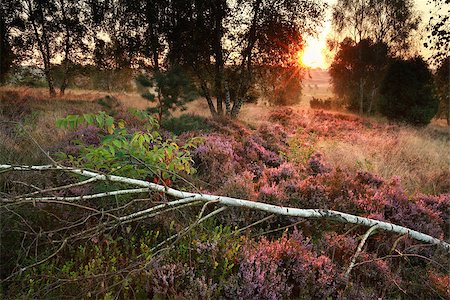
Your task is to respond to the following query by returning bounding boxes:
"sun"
[298,38,327,69]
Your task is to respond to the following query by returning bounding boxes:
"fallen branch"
[2,188,152,203]
[344,225,379,280]
[2,164,449,252]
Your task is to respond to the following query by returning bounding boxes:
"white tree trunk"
[1,164,449,252]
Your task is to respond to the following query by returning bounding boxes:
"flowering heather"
[220,171,258,200]
[268,107,298,126]
[225,232,339,299]
[378,178,447,238]
[258,183,287,204]
[54,125,103,157]
[4,100,449,299]
[264,162,296,185]
[191,134,238,185]
[256,122,289,153]
[307,152,330,175]
[244,137,282,167]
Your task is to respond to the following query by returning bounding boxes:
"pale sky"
[301,0,436,69]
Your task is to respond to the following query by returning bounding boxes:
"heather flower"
[308,152,330,175]
[265,162,296,184]
[221,171,257,200]
[258,183,287,204]
[191,134,238,185]
[226,233,338,299]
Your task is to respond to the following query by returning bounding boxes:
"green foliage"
[56,110,203,180]
[138,68,198,121]
[329,38,389,114]
[135,74,153,88]
[162,114,212,135]
[10,230,160,299]
[56,111,116,134]
[379,57,439,125]
[173,224,242,287]
[424,0,450,64]
[284,128,316,165]
[257,66,304,106]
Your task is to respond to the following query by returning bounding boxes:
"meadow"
[0,84,449,299]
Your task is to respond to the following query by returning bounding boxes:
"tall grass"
[318,126,449,194]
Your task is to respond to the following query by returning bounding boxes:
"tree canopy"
[329,0,421,115]
[4,0,326,117]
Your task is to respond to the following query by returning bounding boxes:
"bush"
[55,110,201,181]
[138,68,198,122]
[225,232,339,299]
[310,97,344,110]
[379,57,439,125]
[162,114,212,135]
[268,107,296,126]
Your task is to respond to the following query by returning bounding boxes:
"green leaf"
[83,114,94,125]
[96,114,104,129]
[112,140,122,148]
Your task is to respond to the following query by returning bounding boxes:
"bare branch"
[1,239,68,283]
[15,177,99,198]
[3,188,151,203]
[344,224,379,280]
[1,164,449,252]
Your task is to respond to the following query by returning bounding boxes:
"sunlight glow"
[297,21,332,70]
[300,39,326,69]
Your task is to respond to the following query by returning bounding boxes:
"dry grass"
[0,85,150,109]
[318,123,449,195]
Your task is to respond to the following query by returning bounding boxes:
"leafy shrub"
[56,110,202,181]
[379,57,439,125]
[5,67,48,87]
[96,95,120,110]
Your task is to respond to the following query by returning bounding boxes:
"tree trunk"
[213,2,225,116]
[59,0,71,96]
[59,77,68,96]
[3,164,448,252]
[230,98,243,118]
[367,86,376,115]
[224,81,231,116]
[27,0,56,96]
[359,78,364,115]
[229,0,262,118]
[200,79,217,117]
[45,68,56,96]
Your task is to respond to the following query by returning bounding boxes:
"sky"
[300,0,435,69]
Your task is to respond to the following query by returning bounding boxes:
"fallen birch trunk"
[1,164,449,252]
